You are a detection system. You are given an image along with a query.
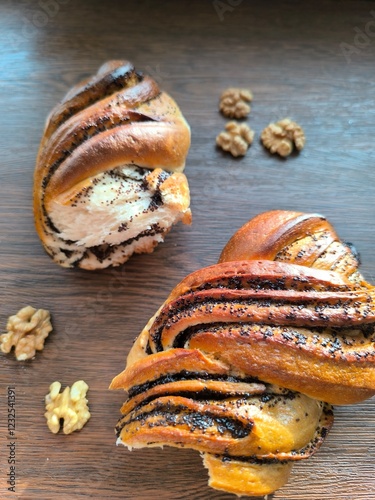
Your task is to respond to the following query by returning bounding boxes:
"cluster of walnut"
[217,87,254,157]
[217,87,305,158]
[216,121,254,157]
[1,306,91,436]
[261,118,306,157]
[219,87,253,119]
[45,380,91,434]
[0,306,52,361]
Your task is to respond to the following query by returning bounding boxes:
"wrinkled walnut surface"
[261,118,305,157]
[219,88,253,118]
[45,380,91,434]
[0,305,52,360]
[216,121,255,157]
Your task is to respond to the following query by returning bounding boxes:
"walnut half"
[216,121,255,157]
[45,380,91,434]
[261,118,305,157]
[0,306,53,360]
[219,88,253,119]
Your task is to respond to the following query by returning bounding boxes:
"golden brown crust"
[34,60,191,269]
[110,210,374,496]
[113,349,333,455]
[115,394,329,457]
[188,325,375,404]
[112,347,333,496]
[36,74,160,203]
[42,93,190,204]
[163,258,353,303]
[219,210,317,262]
[203,454,293,497]
[219,210,360,281]
[110,348,230,391]
[133,259,375,405]
[122,213,375,405]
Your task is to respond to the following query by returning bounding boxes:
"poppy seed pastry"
[110,210,375,497]
[34,60,191,269]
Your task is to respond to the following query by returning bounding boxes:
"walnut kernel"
[45,380,91,434]
[216,121,255,157]
[219,88,253,118]
[0,306,53,361]
[261,118,305,157]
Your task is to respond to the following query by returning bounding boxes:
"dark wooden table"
[1,1,375,498]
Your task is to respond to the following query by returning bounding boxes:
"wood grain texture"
[1,0,375,498]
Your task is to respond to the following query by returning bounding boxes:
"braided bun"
[34,60,191,269]
[111,211,375,496]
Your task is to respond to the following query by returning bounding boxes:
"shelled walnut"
[0,306,52,360]
[261,118,305,157]
[219,88,253,118]
[45,380,91,434]
[216,121,255,157]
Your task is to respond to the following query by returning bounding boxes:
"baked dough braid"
[110,210,375,496]
[219,210,362,282]
[34,60,191,269]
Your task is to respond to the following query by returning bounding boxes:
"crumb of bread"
[219,88,253,118]
[261,118,305,157]
[0,306,52,360]
[46,165,191,270]
[45,381,91,434]
[216,121,255,157]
